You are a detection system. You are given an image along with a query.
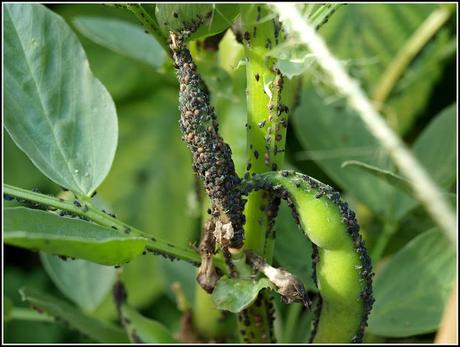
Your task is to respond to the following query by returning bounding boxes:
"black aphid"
[3,194,14,201]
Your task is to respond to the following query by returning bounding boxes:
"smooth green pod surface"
[244,171,374,343]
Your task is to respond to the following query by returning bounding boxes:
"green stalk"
[4,184,226,272]
[241,4,279,256]
[238,4,297,343]
[281,303,302,343]
[9,307,55,322]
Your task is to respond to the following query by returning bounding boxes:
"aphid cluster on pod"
[241,170,375,343]
[169,31,246,251]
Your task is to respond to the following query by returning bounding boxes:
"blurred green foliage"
[3,3,456,343]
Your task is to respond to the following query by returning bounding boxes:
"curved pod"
[244,171,374,343]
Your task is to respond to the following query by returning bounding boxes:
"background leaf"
[73,16,166,68]
[4,207,147,265]
[392,103,457,220]
[40,253,117,312]
[411,103,456,188]
[4,3,117,196]
[274,202,315,290]
[121,304,176,343]
[212,277,274,313]
[19,287,128,343]
[319,3,451,135]
[367,229,456,337]
[292,88,401,219]
[97,89,199,247]
[341,160,414,195]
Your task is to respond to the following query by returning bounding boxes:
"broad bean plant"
[3,3,456,344]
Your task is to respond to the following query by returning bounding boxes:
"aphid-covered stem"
[169,31,246,253]
[196,220,219,293]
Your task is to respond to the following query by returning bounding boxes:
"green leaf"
[292,88,403,218]
[158,258,196,305]
[212,277,274,313]
[4,132,56,194]
[121,304,175,343]
[4,4,118,196]
[155,4,239,41]
[4,207,147,265]
[368,229,456,337]
[413,104,456,188]
[40,253,116,312]
[4,297,14,322]
[393,104,457,219]
[319,4,450,134]
[73,16,166,68]
[341,160,413,195]
[19,287,129,342]
[274,203,315,290]
[121,256,165,308]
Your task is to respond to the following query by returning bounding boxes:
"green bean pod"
[243,170,374,343]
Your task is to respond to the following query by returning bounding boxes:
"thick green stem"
[281,303,302,343]
[9,307,55,322]
[241,4,283,257]
[238,4,295,343]
[4,184,227,272]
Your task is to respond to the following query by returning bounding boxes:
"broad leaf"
[292,88,404,218]
[19,287,128,343]
[212,277,274,313]
[121,304,175,343]
[40,253,116,312]
[274,203,315,290]
[368,229,456,337]
[319,4,450,134]
[73,16,166,68]
[4,4,118,196]
[4,207,147,265]
[341,160,413,195]
[412,104,456,188]
[392,104,457,219]
[155,4,239,41]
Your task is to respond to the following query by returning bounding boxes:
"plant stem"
[9,307,54,322]
[281,303,302,343]
[372,6,453,107]
[3,184,226,272]
[274,3,457,246]
[237,4,296,343]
